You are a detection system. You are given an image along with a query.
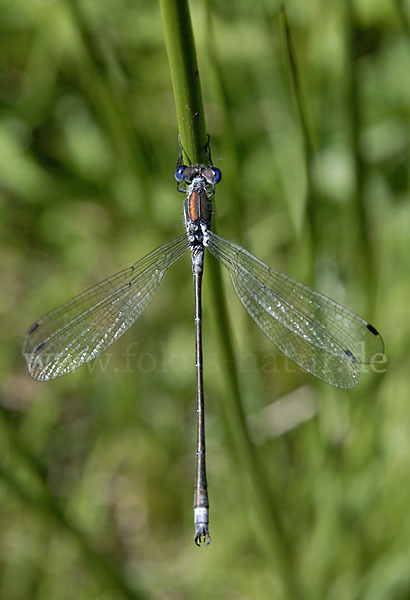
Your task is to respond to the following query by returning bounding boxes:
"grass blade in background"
[280,5,319,279]
[345,0,377,314]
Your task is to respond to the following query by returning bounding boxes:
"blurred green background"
[0,0,409,598]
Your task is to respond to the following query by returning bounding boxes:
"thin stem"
[160,0,211,546]
[160,2,303,597]
[160,0,208,164]
[346,0,375,313]
[280,5,318,278]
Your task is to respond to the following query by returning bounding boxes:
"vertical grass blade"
[280,6,318,272]
[159,0,208,163]
[160,2,303,597]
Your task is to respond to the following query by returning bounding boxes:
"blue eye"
[175,166,187,182]
[212,168,222,184]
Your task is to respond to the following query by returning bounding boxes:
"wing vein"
[23,234,188,380]
[207,231,384,388]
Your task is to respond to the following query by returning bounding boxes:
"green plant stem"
[346,0,375,313]
[160,0,207,164]
[280,6,318,279]
[160,2,303,598]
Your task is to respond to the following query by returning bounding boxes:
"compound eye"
[175,166,187,182]
[212,167,222,184]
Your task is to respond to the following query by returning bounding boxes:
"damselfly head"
[175,165,222,185]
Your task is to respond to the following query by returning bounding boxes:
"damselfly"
[23,140,384,545]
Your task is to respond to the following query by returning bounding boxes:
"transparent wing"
[23,235,188,381]
[207,232,384,388]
